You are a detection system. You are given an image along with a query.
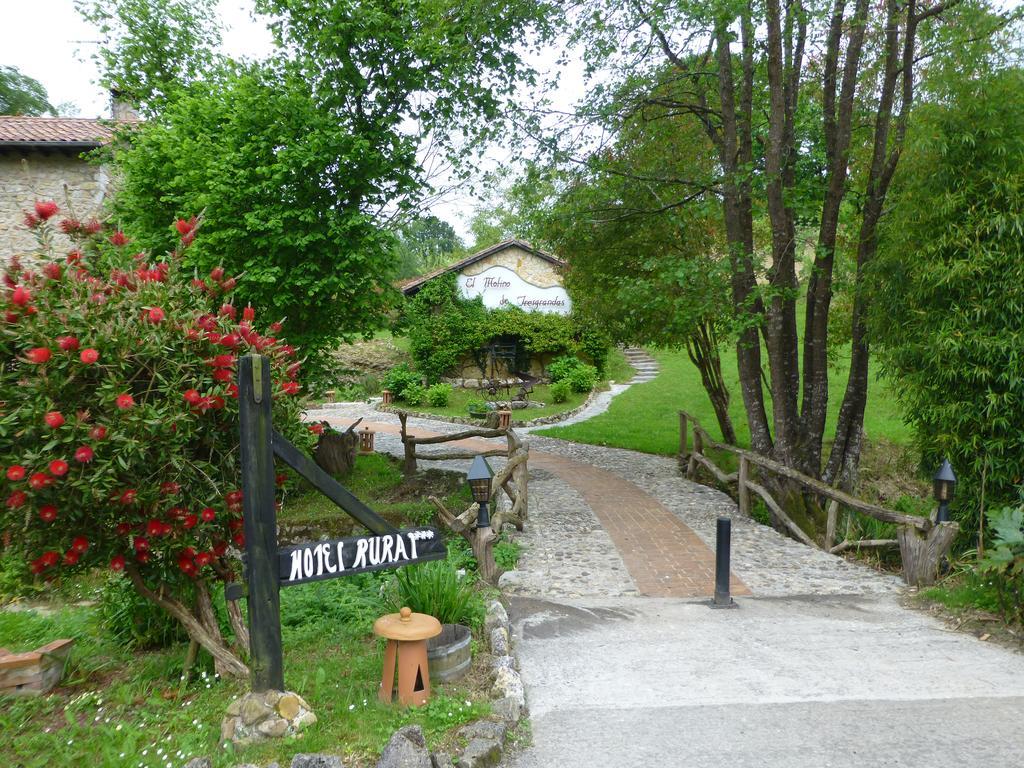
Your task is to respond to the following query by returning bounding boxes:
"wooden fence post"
[687,430,703,480]
[738,456,750,516]
[238,354,284,692]
[398,412,417,475]
[678,411,688,458]
[825,500,839,550]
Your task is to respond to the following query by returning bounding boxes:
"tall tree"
[75,0,223,115]
[394,215,465,279]
[560,0,1014,536]
[0,66,56,115]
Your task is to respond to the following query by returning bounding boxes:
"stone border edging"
[375,386,602,429]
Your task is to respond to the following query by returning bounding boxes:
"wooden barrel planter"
[427,624,472,683]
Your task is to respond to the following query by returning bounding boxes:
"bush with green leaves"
[549,381,570,404]
[0,203,314,677]
[546,354,583,383]
[977,502,1024,625]
[566,363,598,393]
[872,70,1024,527]
[401,382,428,407]
[385,559,484,628]
[426,383,452,407]
[382,363,422,400]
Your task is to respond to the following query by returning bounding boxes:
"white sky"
[0,0,586,240]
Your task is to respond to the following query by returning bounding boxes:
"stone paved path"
[307,401,1024,767]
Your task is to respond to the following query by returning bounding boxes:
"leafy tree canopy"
[393,215,465,279]
[0,66,56,116]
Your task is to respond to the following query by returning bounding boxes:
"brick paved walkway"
[324,417,746,599]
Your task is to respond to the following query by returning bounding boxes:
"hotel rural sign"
[236,355,445,692]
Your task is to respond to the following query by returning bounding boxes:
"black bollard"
[712,517,737,608]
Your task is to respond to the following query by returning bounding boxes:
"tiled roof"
[398,238,565,295]
[0,116,117,147]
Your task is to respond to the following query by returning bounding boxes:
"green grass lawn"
[0,454,496,768]
[538,345,912,455]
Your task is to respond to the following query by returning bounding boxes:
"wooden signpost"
[237,355,445,692]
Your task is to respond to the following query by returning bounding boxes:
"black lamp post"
[933,458,957,523]
[467,455,494,529]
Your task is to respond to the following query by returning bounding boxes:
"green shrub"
[382,363,421,400]
[279,573,387,635]
[566,363,598,393]
[401,382,428,406]
[977,502,1024,624]
[0,550,45,602]
[97,575,186,650]
[385,559,484,628]
[547,354,583,383]
[494,540,521,571]
[550,381,571,403]
[425,383,453,407]
[466,398,491,416]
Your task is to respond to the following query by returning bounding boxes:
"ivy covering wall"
[403,273,610,383]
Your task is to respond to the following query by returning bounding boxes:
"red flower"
[30,559,45,574]
[212,368,232,382]
[89,425,107,440]
[209,266,224,282]
[227,382,239,399]
[42,262,62,280]
[222,277,236,291]
[28,472,52,490]
[24,211,41,229]
[44,411,65,429]
[183,388,201,405]
[232,533,246,548]
[175,216,197,235]
[212,540,228,557]
[219,303,237,320]
[181,230,195,247]
[71,536,89,553]
[136,552,151,563]
[133,536,150,552]
[281,380,300,395]
[194,551,213,567]
[5,465,25,481]
[66,249,83,264]
[79,348,99,364]
[115,393,135,409]
[38,505,58,523]
[63,550,80,566]
[160,481,181,496]
[286,362,301,379]
[146,519,164,537]
[178,558,197,576]
[74,445,94,463]
[269,320,283,333]
[14,285,35,307]
[276,473,287,486]
[308,423,324,435]
[146,306,165,324]
[200,507,216,523]
[41,550,60,567]
[84,219,102,234]
[210,396,225,410]
[34,200,59,220]
[243,305,255,322]
[225,490,243,508]
[110,555,126,571]
[119,488,137,505]
[25,347,52,364]
[6,491,27,509]
[57,336,79,351]
[219,333,240,349]
[48,459,68,476]
[109,230,129,246]
[115,522,132,536]
[208,354,235,367]
[59,218,81,235]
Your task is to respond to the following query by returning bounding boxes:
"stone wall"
[461,244,563,288]
[0,151,109,263]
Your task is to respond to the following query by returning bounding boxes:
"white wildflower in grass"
[116,724,123,731]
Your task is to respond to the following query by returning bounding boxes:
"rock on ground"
[376,725,432,768]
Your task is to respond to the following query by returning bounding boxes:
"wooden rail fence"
[678,410,958,586]
[397,411,529,583]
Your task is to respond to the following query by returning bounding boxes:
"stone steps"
[622,347,659,384]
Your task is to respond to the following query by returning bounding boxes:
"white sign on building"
[457,265,572,315]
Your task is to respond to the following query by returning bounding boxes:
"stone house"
[0,116,116,262]
[400,238,574,384]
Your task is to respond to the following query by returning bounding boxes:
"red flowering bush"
[0,204,314,676]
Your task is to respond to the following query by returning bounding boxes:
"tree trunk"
[125,564,249,679]
[687,320,737,445]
